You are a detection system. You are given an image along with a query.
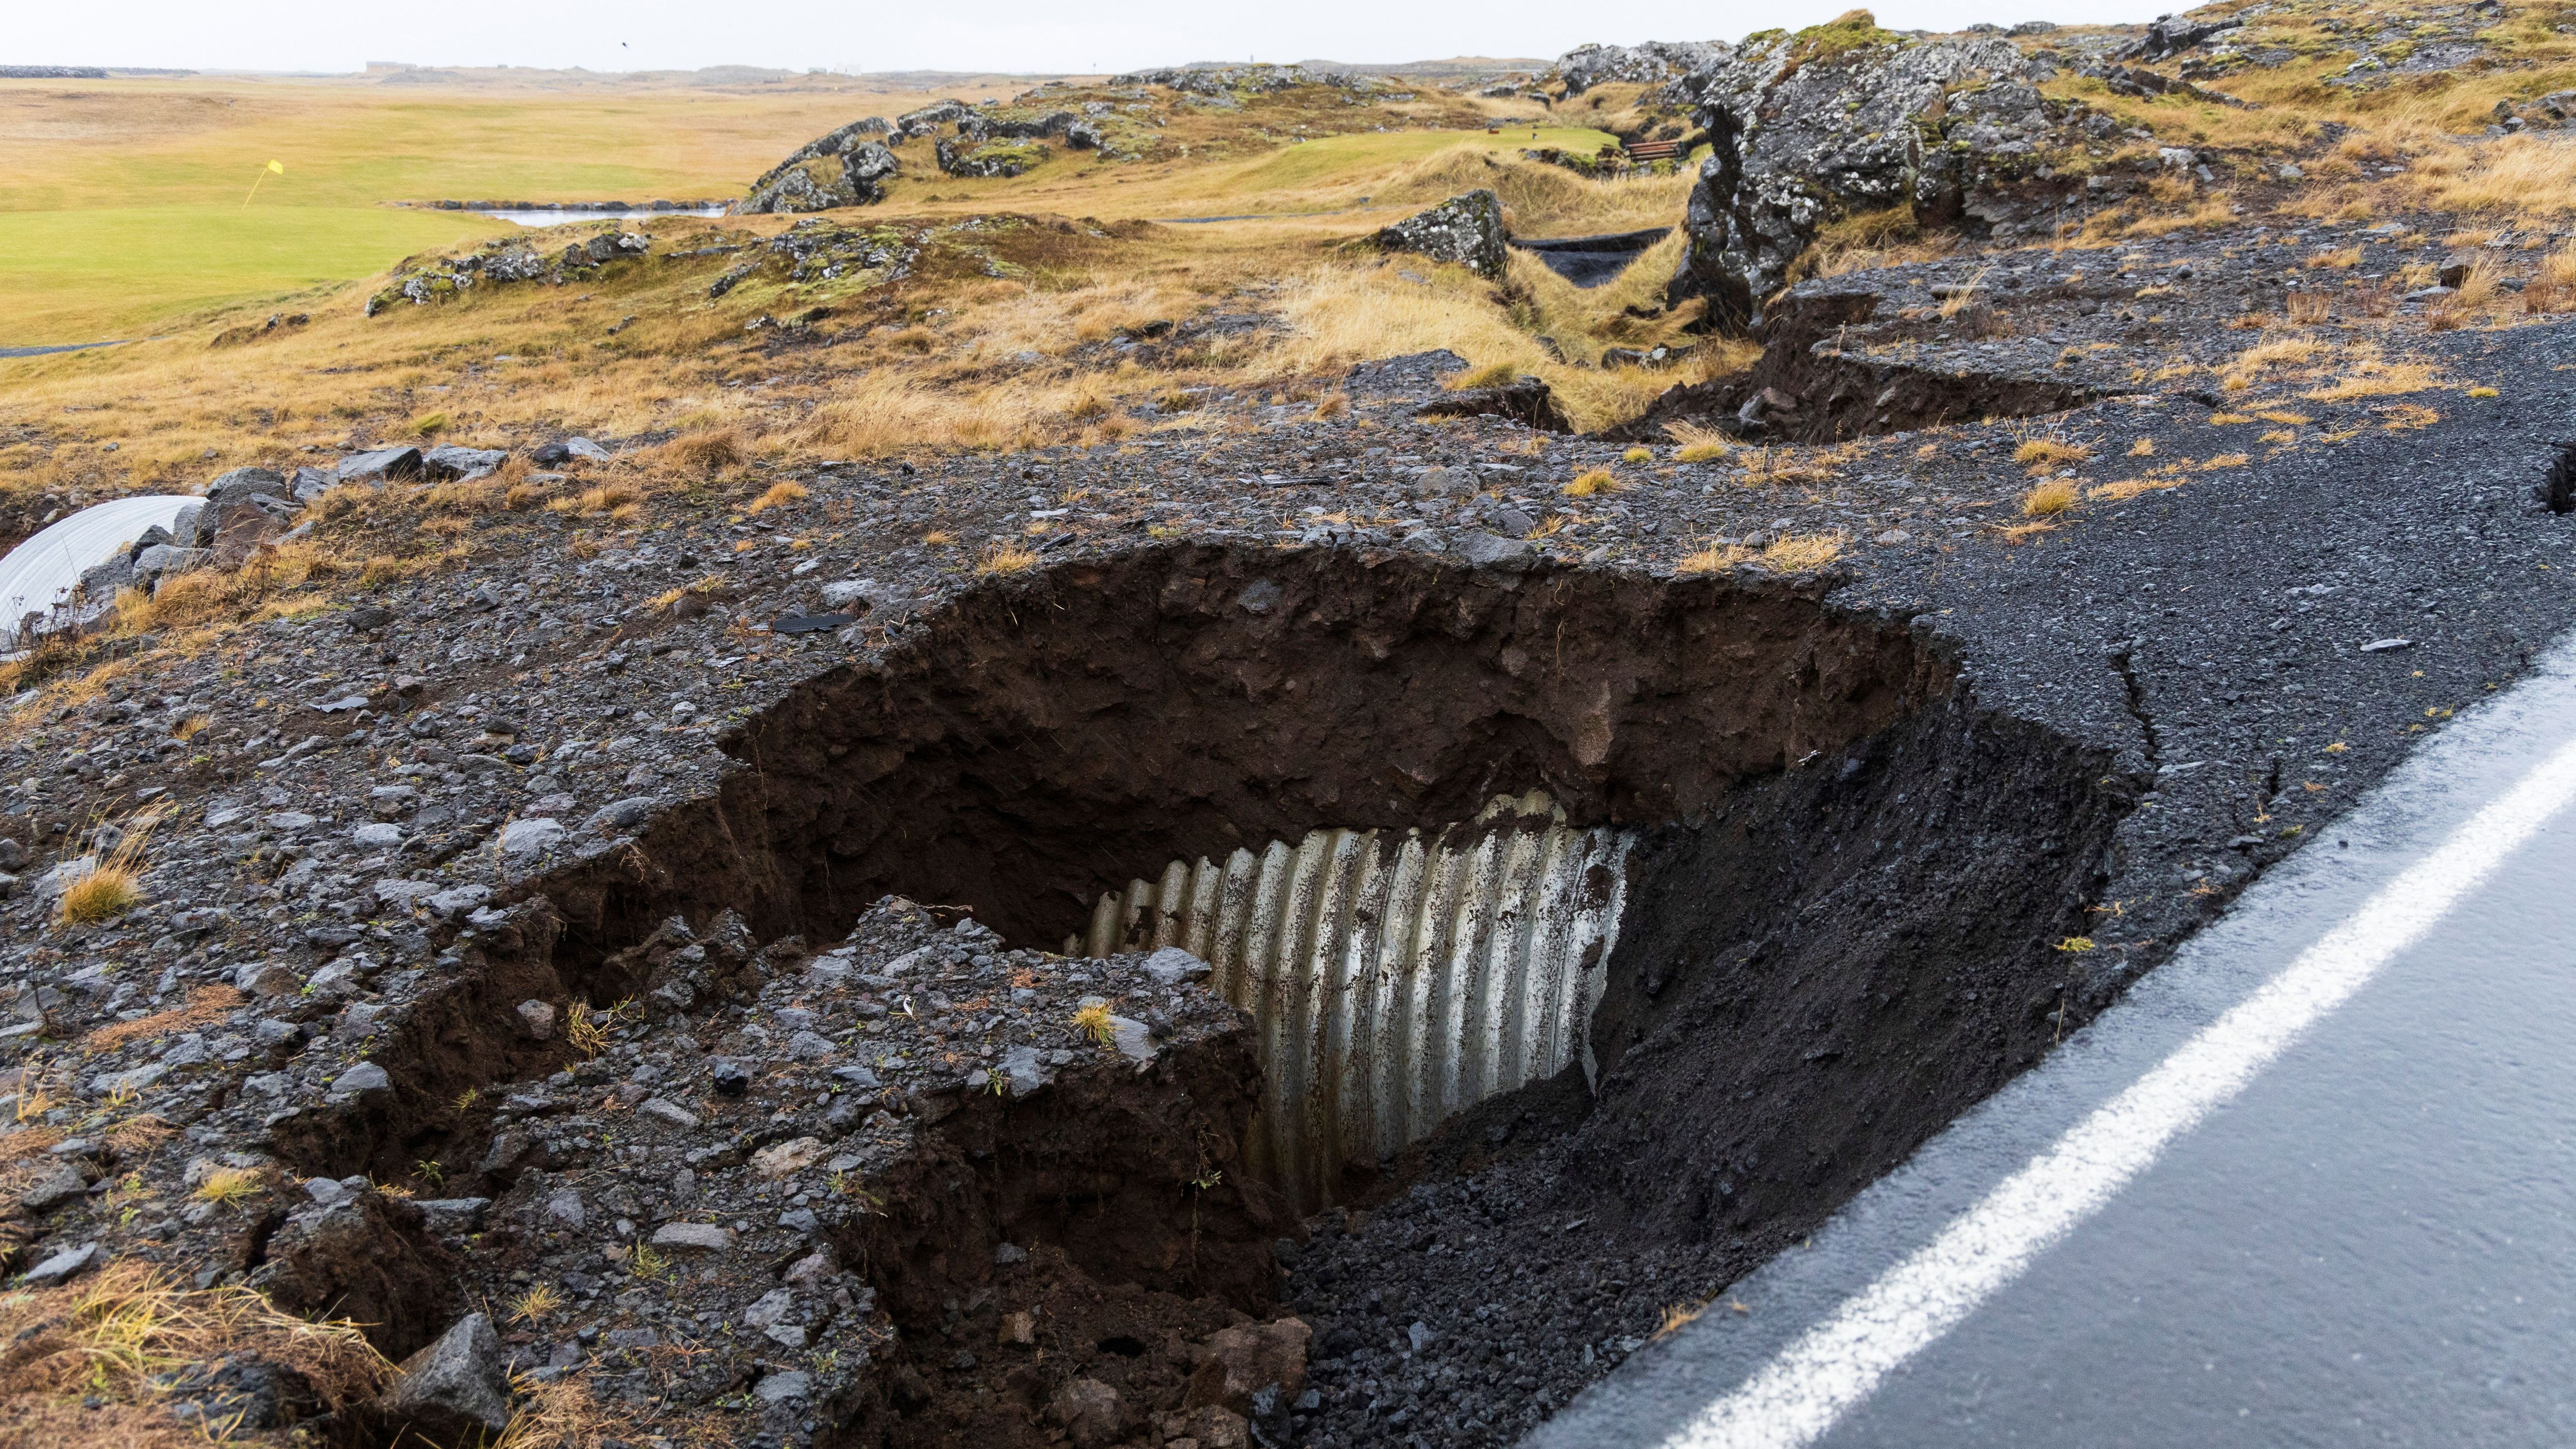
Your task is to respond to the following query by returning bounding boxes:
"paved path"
[1528,631,2576,1449]
[0,340,128,360]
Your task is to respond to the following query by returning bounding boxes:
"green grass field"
[0,77,967,344]
[0,72,1619,346]
[0,206,513,344]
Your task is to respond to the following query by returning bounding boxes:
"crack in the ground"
[2110,642,2164,777]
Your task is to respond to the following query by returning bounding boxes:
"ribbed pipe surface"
[1070,794,1634,1211]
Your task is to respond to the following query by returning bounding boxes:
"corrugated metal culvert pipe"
[1070,793,1635,1212]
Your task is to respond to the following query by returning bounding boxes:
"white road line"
[1663,730,2576,1449]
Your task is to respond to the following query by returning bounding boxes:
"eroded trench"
[274,545,2134,1445]
[1602,288,2100,446]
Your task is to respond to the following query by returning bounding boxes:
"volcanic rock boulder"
[895,99,974,138]
[742,118,900,213]
[375,1311,512,1445]
[1413,373,1573,432]
[1659,14,2089,328]
[191,466,303,564]
[2119,11,2243,62]
[1552,40,1725,95]
[935,134,1049,178]
[1374,190,1509,280]
[367,233,645,314]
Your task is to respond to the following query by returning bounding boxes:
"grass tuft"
[661,427,743,473]
[56,819,152,928]
[561,999,628,1059]
[2021,479,2078,516]
[1450,361,1522,391]
[976,542,1041,576]
[745,480,809,515]
[191,1166,265,1208]
[1664,419,1732,464]
[1756,530,1848,573]
[83,986,243,1053]
[1073,1001,1116,1045]
[2011,439,2092,473]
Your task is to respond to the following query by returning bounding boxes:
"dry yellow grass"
[2395,132,2576,216]
[57,861,141,928]
[745,480,810,515]
[2089,475,2187,503]
[1565,469,1627,498]
[659,427,744,474]
[2303,357,2444,401]
[1801,203,1958,280]
[1073,1001,1117,1045]
[191,1165,266,1207]
[2446,258,2498,310]
[1675,543,1749,574]
[977,542,1042,576]
[81,986,242,1053]
[2021,479,2079,516]
[1756,531,1848,573]
[0,1263,389,1445]
[1449,361,1522,391]
[422,478,502,514]
[2013,439,2092,473]
[511,1283,564,1325]
[1666,419,1733,464]
[561,1000,617,1059]
[2528,245,2576,313]
[1938,266,1991,320]
[2236,335,2322,371]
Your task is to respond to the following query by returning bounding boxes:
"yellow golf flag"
[242,160,285,207]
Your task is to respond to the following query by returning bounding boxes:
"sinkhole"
[267,542,2141,1449]
[523,544,2132,1222]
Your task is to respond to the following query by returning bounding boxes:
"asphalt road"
[1527,627,2576,1449]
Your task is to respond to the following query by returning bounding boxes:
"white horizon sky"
[18,1,2178,77]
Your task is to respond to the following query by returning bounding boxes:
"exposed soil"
[827,1022,1292,1448]
[533,545,1951,961]
[1601,287,2103,445]
[1289,690,2127,1447]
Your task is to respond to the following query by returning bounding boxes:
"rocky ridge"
[1657,21,2105,327]
[365,230,651,315]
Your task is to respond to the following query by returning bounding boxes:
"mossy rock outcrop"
[741,118,899,213]
[1651,14,2099,329]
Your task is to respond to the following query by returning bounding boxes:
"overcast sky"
[22,0,2177,76]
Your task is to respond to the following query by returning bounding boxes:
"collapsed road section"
[214,544,2131,1447]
